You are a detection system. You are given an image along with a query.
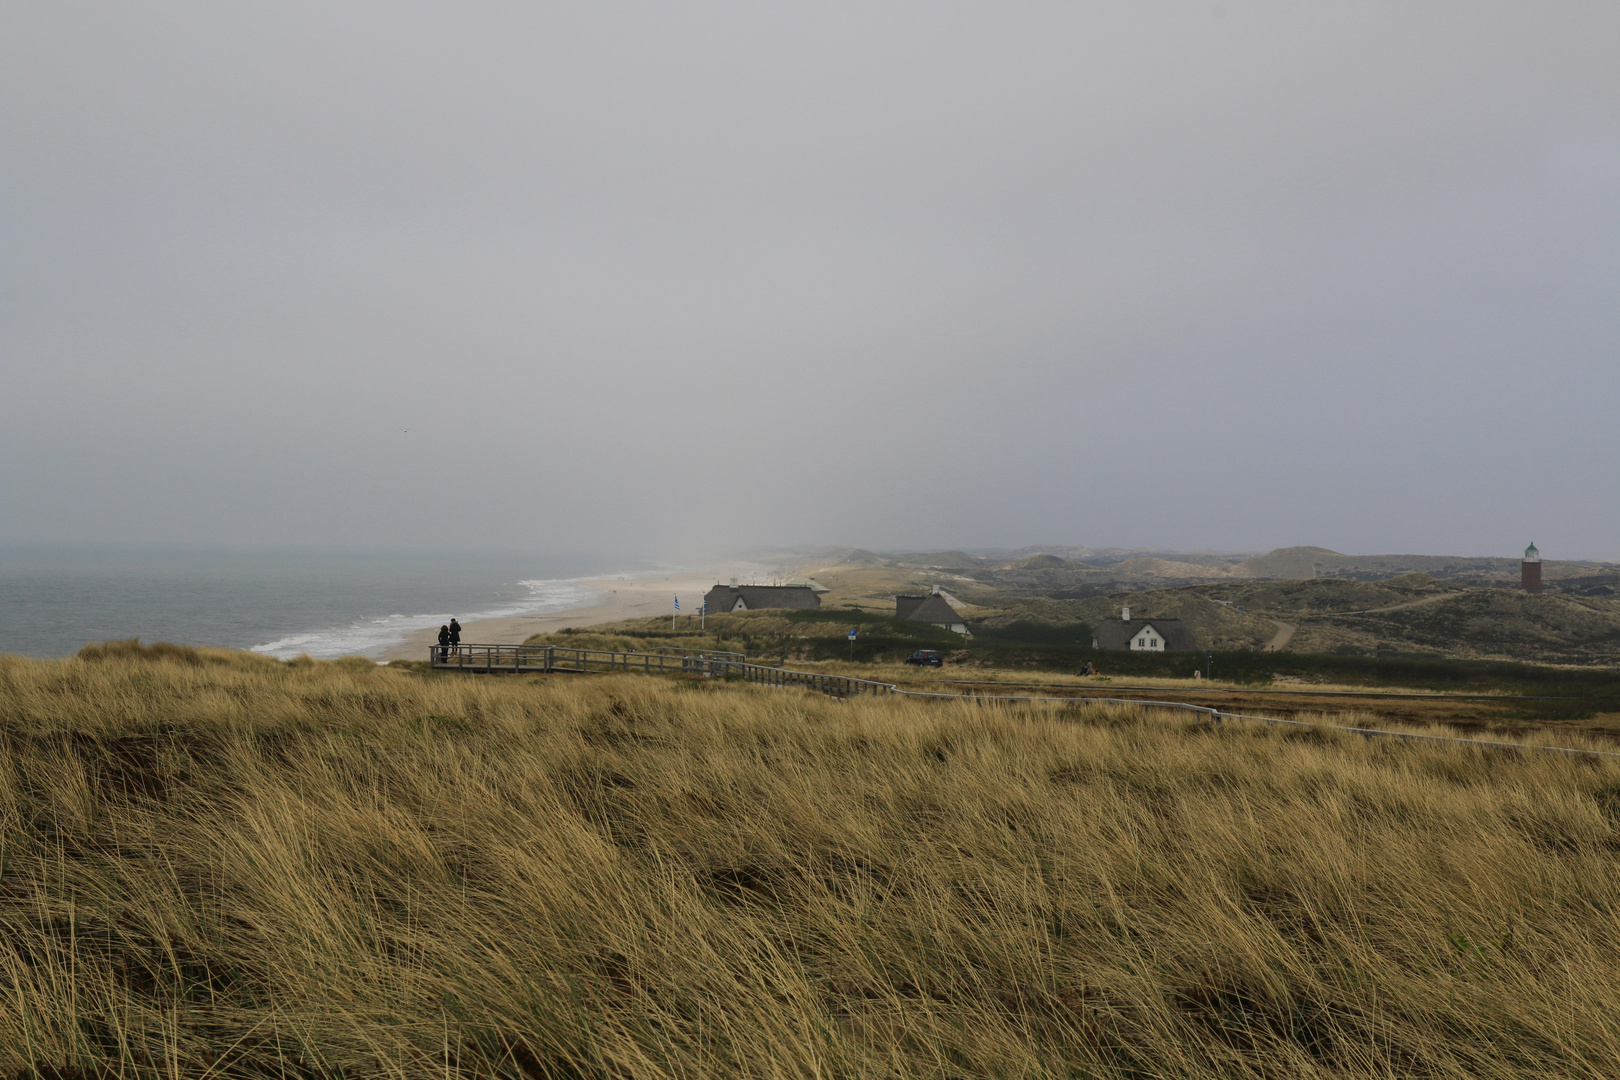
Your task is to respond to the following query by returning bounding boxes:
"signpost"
[848,627,857,663]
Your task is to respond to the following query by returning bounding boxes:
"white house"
[1091,605,1196,652]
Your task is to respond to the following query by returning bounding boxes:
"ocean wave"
[251,576,608,660]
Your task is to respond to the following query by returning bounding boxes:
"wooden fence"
[431,643,893,697]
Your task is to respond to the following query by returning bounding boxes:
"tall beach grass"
[1,640,1618,1077]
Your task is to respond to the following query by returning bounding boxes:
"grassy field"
[522,609,1244,669]
[521,611,1620,731]
[727,660,1620,743]
[524,610,967,665]
[6,641,1620,1076]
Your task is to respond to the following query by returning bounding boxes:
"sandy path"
[1345,594,1452,615]
[1263,620,1296,651]
[1256,594,1452,654]
[383,571,736,661]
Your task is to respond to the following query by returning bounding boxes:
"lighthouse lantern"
[1521,543,1542,593]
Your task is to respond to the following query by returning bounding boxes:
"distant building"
[894,590,969,634]
[1091,605,1196,652]
[1522,543,1542,593]
[703,583,821,614]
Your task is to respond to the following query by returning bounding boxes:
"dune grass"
[2,641,1620,1077]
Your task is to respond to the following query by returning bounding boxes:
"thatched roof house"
[1091,606,1196,652]
[703,584,821,614]
[895,592,969,635]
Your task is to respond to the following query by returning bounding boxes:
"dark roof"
[703,584,822,613]
[895,593,964,625]
[1091,618,1196,651]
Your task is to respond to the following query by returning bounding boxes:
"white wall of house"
[1130,625,1164,651]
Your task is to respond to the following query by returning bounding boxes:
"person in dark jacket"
[449,618,462,648]
[437,624,451,663]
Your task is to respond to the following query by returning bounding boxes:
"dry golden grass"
[3,641,1620,1077]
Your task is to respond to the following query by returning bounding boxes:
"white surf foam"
[251,575,608,660]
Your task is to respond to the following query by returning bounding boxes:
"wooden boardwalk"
[431,643,895,697]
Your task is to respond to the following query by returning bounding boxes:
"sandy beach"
[383,570,744,661]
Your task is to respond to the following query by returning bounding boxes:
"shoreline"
[381,569,745,661]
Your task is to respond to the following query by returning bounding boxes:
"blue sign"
[848,629,857,640]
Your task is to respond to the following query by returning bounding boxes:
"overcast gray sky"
[3,2,1617,562]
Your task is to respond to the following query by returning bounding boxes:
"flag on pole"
[674,595,680,610]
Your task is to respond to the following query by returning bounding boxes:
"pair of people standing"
[436,618,462,662]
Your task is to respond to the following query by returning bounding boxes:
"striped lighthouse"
[1521,543,1542,593]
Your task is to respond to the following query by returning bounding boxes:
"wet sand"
[383,570,745,661]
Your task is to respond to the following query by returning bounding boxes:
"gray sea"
[0,547,644,660]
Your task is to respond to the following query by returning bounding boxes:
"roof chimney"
[730,577,738,588]
[1121,605,1130,621]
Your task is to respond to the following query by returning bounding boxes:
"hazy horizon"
[3,537,1605,567]
[5,3,1617,561]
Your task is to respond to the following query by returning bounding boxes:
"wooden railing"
[433,643,736,674]
[430,644,892,697]
[701,659,895,698]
